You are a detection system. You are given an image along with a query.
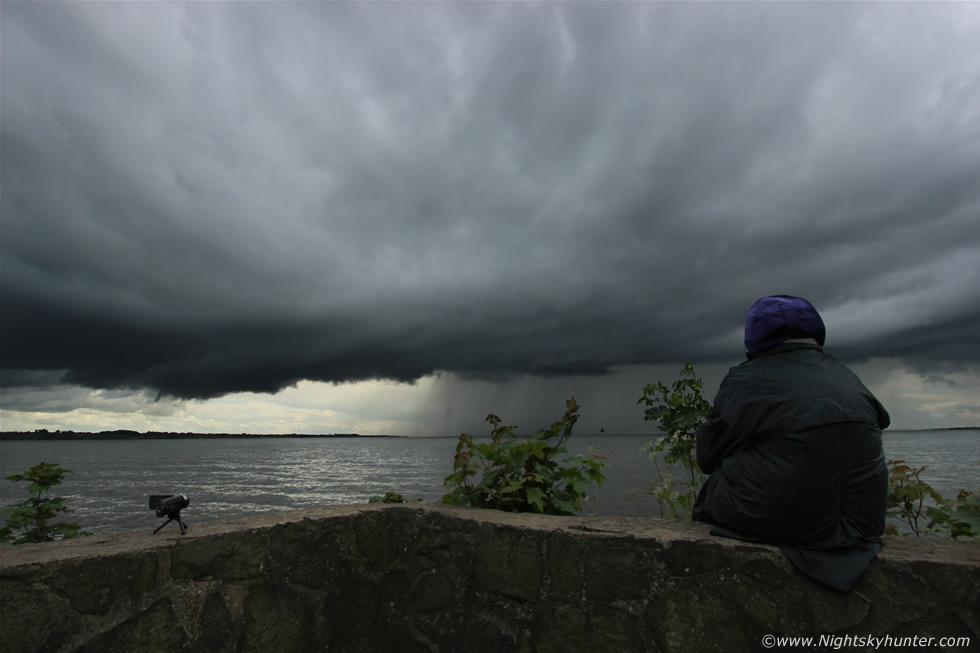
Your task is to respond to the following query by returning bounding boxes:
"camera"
[150,493,189,516]
[149,494,190,534]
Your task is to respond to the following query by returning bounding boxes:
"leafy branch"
[886,459,978,539]
[633,364,711,520]
[439,397,607,515]
[1,462,89,545]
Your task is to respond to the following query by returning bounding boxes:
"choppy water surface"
[1,431,976,535]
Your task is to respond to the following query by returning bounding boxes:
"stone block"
[192,589,236,653]
[584,540,653,601]
[543,529,588,599]
[46,553,159,615]
[236,582,316,653]
[75,597,188,653]
[0,577,74,652]
[474,523,544,602]
[171,532,268,581]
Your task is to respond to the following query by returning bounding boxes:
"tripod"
[153,510,188,535]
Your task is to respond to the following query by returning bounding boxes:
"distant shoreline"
[0,427,975,441]
[885,427,978,433]
[0,430,401,441]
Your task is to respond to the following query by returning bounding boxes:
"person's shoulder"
[719,358,760,388]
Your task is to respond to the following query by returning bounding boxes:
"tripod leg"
[153,517,173,534]
[152,511,188,535]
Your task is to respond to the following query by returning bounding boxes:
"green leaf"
[525,487,546,512]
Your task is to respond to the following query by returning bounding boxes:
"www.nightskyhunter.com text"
[762,633,970,649]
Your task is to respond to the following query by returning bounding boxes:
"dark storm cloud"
[2,2,979,400]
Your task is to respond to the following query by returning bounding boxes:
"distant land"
[0,430,401,441]
[886,427,978,433]
[0,427,975,441]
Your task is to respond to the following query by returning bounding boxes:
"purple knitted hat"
[744,295,826,353]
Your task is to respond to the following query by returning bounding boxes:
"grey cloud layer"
[2,2,979,400]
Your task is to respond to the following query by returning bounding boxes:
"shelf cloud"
[2,2,978,426]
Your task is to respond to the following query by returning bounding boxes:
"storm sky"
[2,2,979,434]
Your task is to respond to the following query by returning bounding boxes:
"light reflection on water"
[881,430,979,497]
[0,431,976,536]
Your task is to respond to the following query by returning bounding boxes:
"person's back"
[693,295,889,592]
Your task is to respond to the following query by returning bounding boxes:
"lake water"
[1,430,977,536]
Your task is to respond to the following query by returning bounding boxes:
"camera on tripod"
[149,494,190,535]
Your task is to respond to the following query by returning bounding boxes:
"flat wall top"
[1,503,978,570]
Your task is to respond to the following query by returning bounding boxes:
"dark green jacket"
[693,342,889,591]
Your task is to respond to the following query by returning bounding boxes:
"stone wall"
[1,504,978,652]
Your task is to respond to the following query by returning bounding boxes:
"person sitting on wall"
[692,295,890,592]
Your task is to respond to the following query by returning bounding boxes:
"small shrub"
[634,363,711,519]
[885,459,978,539]
[368,491,420,504]
[439,397,606,515]
[1,462,89,544]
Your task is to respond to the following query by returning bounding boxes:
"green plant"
[933,490,980,540]
[885,459,979,539]
[368,491,420,504]
[1,462,89,544]
[634,363,711,519]
[439,397,607,515]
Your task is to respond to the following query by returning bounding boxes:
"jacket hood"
[744,295,826,353]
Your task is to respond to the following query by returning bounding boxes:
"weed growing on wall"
[1,462,89,544]
[634,364,711,520]
[368,491,420,504]
[439,397,607,515]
